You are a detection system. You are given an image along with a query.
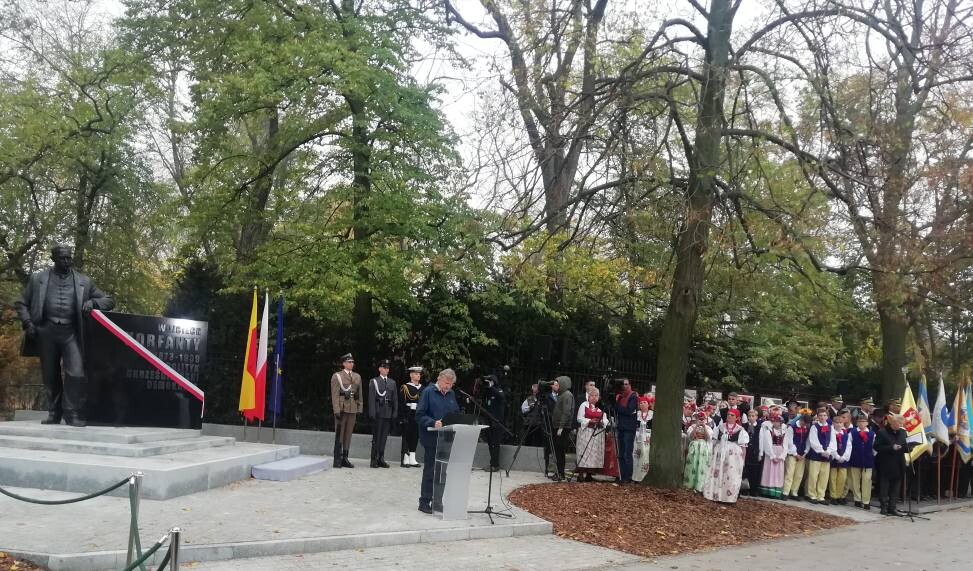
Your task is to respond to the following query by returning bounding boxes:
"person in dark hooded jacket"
[549,375,574,481]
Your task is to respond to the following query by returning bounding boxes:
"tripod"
[901,457,931,521]
[457,386,514,524]
[507,394,559,480]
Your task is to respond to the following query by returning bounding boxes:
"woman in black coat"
[874,414,908,516]
[742,410,763,496]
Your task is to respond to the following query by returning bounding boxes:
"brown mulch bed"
[0,552,46,571]
[508,482,855,558]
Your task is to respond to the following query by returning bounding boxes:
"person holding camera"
[481,374,507,471]
[331,353,362,468]
[614,378,638,484]
[549,375,575,481]
[368,359,398,468]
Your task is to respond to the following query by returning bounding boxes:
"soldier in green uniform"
[330,353,362,468]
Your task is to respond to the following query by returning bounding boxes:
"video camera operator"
[480,374,507,471]
[520,381,552,470]
[549,375,575,481]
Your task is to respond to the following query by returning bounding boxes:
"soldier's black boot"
[378,456,390,468]
[341,452,354,468]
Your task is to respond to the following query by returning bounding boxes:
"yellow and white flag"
[901,382,931,465]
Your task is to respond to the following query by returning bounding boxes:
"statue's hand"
[24,322,37,338]
[82,300,94,312]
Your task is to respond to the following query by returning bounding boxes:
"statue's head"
[50,244,74,273]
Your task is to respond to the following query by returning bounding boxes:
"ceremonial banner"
[901,382,930,464]
[238,289,259,413]
[267,295,284,424]
[931,376,952,445]
[953,384,971,463]
[239,290,269,422]
[917,375,933,439]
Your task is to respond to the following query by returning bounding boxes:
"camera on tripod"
[600,369,625,398]
[537,379,555,395]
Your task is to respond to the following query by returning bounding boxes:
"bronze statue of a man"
[14,244,115,427]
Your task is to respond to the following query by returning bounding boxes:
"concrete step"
[0,420,201,444]
[252,455,332,481]
[0,434,236,457]
[7,522,554,571]
[0,442,300,500]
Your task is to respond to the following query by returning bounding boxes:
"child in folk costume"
[759,413,788,498]
[703,408,750,504]
[804,407,837,504]
[848,413,876,510]
[782,408,813,500]
[682,400,697,430]
[828,410,852,504]
[681,400,697,454]
[632,395,654,482]
[575,387,608,482]
[683,411,713,492]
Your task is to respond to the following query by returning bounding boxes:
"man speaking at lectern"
[416,368,460,514]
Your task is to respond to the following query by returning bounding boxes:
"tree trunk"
[350,105,375,367]
[236,110,279,263]
[878,301,909,403]
[74,170,92,270]
[646,0,733,488]
[341,0,376,366]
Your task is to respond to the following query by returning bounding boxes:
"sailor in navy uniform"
[399,366,424,467]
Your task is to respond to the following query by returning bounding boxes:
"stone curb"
[5,521,553,571]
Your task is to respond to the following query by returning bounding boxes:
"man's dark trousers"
[371,417,392,463]
[38,322,85,420]
[420,442,437,508]
[618,428,635,481]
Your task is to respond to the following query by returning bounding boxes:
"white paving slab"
[252,455,332,481]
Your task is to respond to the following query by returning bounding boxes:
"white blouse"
[576,401,609,428]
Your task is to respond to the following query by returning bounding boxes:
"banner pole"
[937,442,942,504]
[272,353,280,444]
[949,444,958,501]
[243,417,248,442]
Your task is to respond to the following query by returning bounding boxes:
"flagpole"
[901,366,909,504]
[243,417,248,442]
[950,443,958,501]
[937,442,942,504]
[272,352,280,444]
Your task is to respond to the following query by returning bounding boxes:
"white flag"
[931,376,951,445]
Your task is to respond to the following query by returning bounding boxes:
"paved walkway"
[0,460,548,555]
[197,506,971,570]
